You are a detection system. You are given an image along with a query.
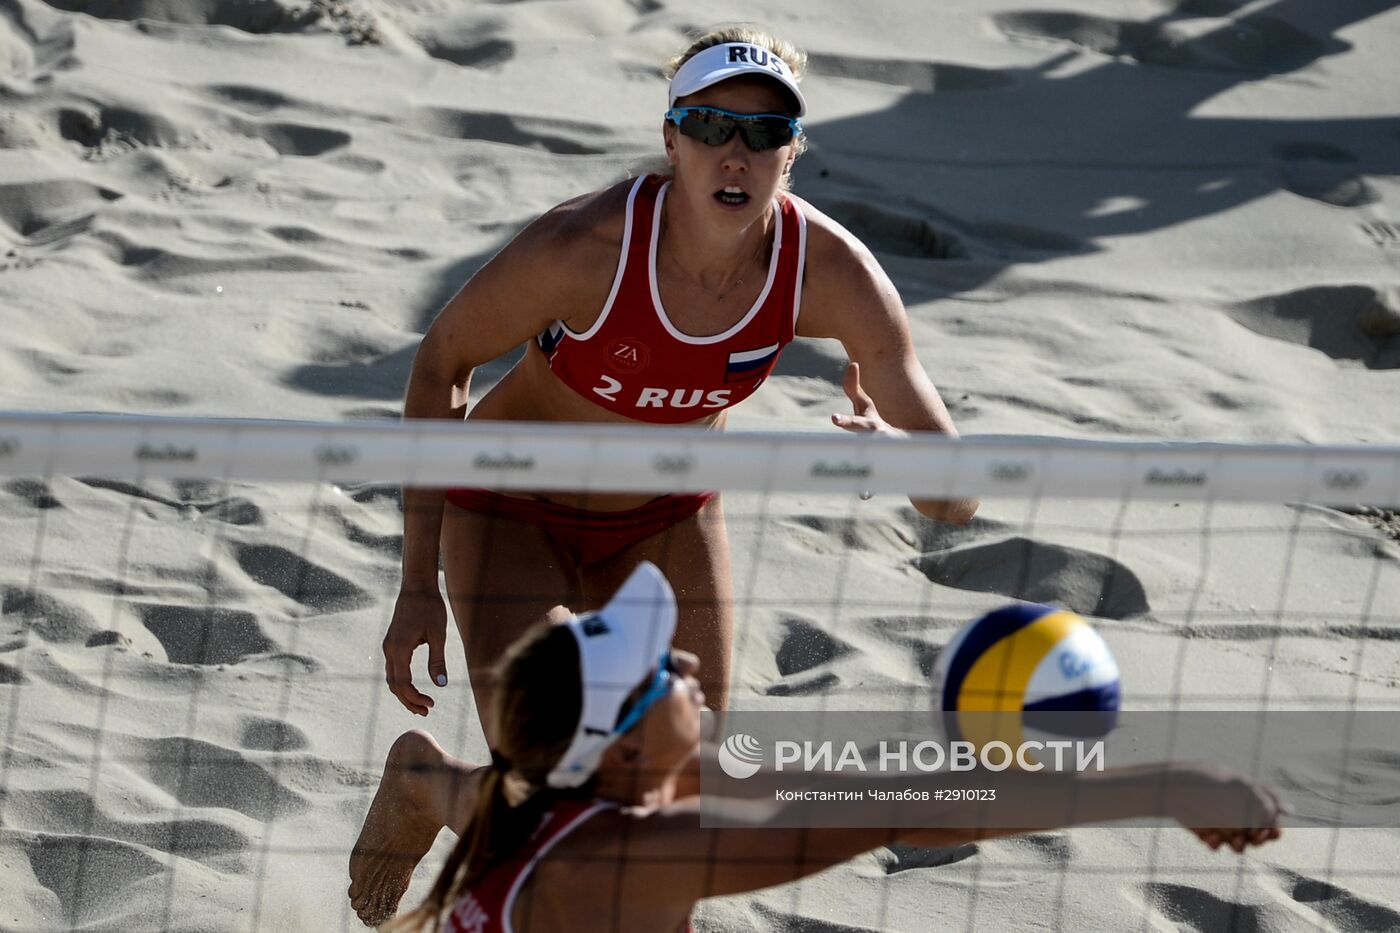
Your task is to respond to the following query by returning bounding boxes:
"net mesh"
[1,414,1398,931]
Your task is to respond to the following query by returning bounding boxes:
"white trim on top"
[561,176,644,342]
[648,181,783,345]
[789,194,808,333]
[502,801,615,933]
[7,412,1400,503]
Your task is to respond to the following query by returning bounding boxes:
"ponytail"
[390,622,584,930]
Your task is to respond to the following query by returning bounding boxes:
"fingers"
[833,362,878,433]
[1194,825,1282,853]
[832,412,881,432]
[833,361,902,436]
[842,361,875,416]
[427,628,449,689]
[384,638,434,717]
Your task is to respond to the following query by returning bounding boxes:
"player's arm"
[797,217,978,524]
[624,762,1284,902]
[387,190,613,715]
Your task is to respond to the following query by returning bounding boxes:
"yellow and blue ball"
[933,603,1121,757]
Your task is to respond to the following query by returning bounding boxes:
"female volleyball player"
[350,564,1285,930]
[382,25,979,727]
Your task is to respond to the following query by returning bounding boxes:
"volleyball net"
[1,411,1397,931]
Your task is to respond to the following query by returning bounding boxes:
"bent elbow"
[914,496,980,525]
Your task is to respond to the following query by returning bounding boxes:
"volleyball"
[932,604,1121,758]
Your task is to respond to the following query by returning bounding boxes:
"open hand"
[832,361,978,524]
[832,361,905,438]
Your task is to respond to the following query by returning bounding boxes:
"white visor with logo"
[669,42,807,117]
[546,561,678,788]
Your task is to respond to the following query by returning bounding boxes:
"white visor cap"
[669,42,806,117]
[546,561,678,789]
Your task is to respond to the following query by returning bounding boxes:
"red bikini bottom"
[444,488,716,566]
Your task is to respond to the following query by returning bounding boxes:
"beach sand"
[2,0,1399,929]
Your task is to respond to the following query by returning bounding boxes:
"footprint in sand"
[205,83,295,114]
[1,586,101,644]
[13,787,250,861]
[74,478,264,524]
[798,181,1080,262]
[1226,284,1399,369]
[764,620,846,695]
[1281,869,1400,931]
[136,735,309,822]
[284,339,418,400]
[807,51,1016,93]
[815,199,970,260]
[59,98,350,160]
[87,227,343,279]
[915,535,1150,619]
[1,0,77,76]
[238,715,310,752]
[0,179,121,245]
[422,37,514,69]
[1358,219,1400,249]
[39,0,317,34]
[135,603,276,665]
[236,118,351,157]
[1273,142,1378,208]
[774,615,853,677]
[873,841,978,874]
[409,106,613,155]
[992,9,1332,76]
[3,478,62,509]
[232,542,369,612]
[1139,882,1266,931]
[318,501,403,556]
[57,103,184,151]
[22,834,165,927]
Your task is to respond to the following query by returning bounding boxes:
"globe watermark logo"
[716,733,764,779]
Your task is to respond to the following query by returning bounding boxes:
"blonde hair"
[649,24,809,184]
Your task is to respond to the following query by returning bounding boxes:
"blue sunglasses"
[614,652,679,735]
[666,106,802,152]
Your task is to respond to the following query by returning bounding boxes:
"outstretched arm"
[796,209,978,523]
[634,761,1284,904]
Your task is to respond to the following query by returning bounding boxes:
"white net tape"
[3,412,1398,502]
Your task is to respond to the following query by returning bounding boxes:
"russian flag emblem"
[726,342,780,382]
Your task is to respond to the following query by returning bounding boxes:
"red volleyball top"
[535,175,807,424]
[443,798,692,933]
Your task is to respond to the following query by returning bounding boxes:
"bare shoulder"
[470,177,636,331]
[786,193,900,339]
[789,194,883,280]
[521,177,635,265]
